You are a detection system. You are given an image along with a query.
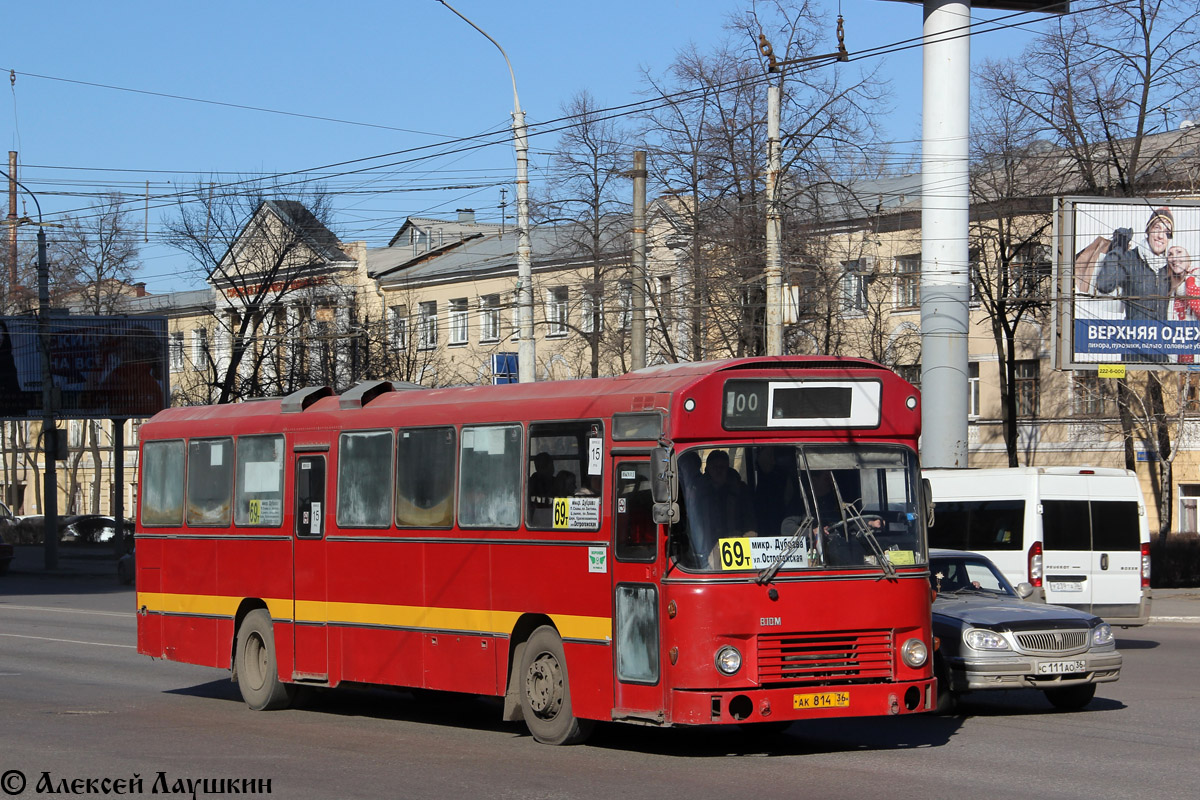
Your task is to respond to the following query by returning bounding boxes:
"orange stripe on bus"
[137,592,611,641]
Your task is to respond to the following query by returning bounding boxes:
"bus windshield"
[671,444,924,574]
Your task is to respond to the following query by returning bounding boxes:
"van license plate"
[793,691,850,709]
[1038,660,1086,675]
[1049,581,1083,592]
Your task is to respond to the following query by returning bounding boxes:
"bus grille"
[1014,630,1088,653]
[758,630,894,685]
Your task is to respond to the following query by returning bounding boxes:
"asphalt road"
[1,571,1198,800]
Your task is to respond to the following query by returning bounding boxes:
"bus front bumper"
[667,679,935,726]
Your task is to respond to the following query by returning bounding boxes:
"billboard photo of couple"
[1071,199,1200,367]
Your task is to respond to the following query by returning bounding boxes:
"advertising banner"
[0,316,169,420]
[1061,198,1200,369]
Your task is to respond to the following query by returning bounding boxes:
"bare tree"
[166,183,364,404]
[537,91,633,377]
[977,0,1200,533]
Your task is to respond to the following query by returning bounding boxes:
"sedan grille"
[758,630,894,685]
[1014,630,1088,654]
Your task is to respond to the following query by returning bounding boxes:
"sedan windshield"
[670,444,924,573]
[930,556,1013,596]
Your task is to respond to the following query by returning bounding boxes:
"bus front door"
[611,458,665,723]
[292,453,329,682]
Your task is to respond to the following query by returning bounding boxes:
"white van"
[924,467,1151,627]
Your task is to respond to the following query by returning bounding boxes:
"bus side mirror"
[651,446,676,504]
[652,502,680,525]
[922,478,935,528]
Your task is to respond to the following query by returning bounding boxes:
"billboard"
[1057,197,1200,370]
[0,316,169,420]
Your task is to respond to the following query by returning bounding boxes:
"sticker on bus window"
[718,536,809,571]
[553,496,600,529]
[884,550,915,566]
[588,546,607,573]
[588,438,603,475]
[310,502,322,534]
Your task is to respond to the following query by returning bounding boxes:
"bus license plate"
[1049,581,1083,592]
[793,691,850,710]
[1037,660,1086,675]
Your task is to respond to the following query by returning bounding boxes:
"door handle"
[1100,553,1109,570]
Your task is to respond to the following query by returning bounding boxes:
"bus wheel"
[934,656,957,715]
[235,609,295,711]
[519,626,594,745]
[1044,683,1096,711]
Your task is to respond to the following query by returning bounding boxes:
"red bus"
[135,356,935,744]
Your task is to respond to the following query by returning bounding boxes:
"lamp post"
[439,1,535,383]
[0,167,60,569]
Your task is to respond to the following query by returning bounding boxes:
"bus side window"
[142,439,185,526]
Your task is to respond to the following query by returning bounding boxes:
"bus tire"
[934,656,957,715]
[1044,683,1096,711]
[519,625,594,745]
[234,609,295,711]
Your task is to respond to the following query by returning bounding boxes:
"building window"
[190,329,207,370]
[169,332,184,372]
[618,280,633,330]
[1179,484,1200,534]
[449,298,468,345]
[418,301,438,350]
[840,269,868,313]
[897,363,921,390]
[546,287,569,337]
[581,290,603,334]
[1015,359,1039,416]
[479,294,500,343]
[968,362,981,418]
[1072,373,1111,416]
[655,275,673,325]
[388,305,408,351]
[895,254,920,309]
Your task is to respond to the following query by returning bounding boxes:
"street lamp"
[0,166,61,569]
[438,1,535,383]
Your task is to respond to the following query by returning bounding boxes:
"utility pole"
[758,23,848,356]
[7,152,16,291]
[631,151,647,370]
[439,1,535,382]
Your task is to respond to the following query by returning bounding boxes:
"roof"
[261,199,355,266]
[370,220,630,287]
[388,215,504,247]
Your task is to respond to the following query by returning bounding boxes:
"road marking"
[1151,616,1200,624]
[0,633,135,649]
[0,604,131,618]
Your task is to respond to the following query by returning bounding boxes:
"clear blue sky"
[3,1,1052,294]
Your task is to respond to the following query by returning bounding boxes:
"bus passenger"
[554,470,577,497]
[704,450,756,539]
[529,452,555,506]
[754,446,800,535]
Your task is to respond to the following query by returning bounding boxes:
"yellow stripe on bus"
[137,592,611,642]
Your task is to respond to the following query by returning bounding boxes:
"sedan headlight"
[901,637,928,667]
[964,628,1011,651]
[1092,623,1115,647]
[715,645,742,675]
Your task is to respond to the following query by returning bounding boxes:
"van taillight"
[1141,542,1151,588]
[1028,541,1043,588]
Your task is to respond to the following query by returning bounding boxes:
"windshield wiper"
[756,515,812,585]
[843,505,897,578]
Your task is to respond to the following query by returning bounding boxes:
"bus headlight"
[715,645,742,675]
[901,637,928,667]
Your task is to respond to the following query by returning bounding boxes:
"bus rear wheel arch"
[234,608,296,711]
[518,625,594,745]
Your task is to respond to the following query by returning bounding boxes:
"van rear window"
[1091,501,1141,550]
[1042,500,1091,550]
[930,500,1024,551]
